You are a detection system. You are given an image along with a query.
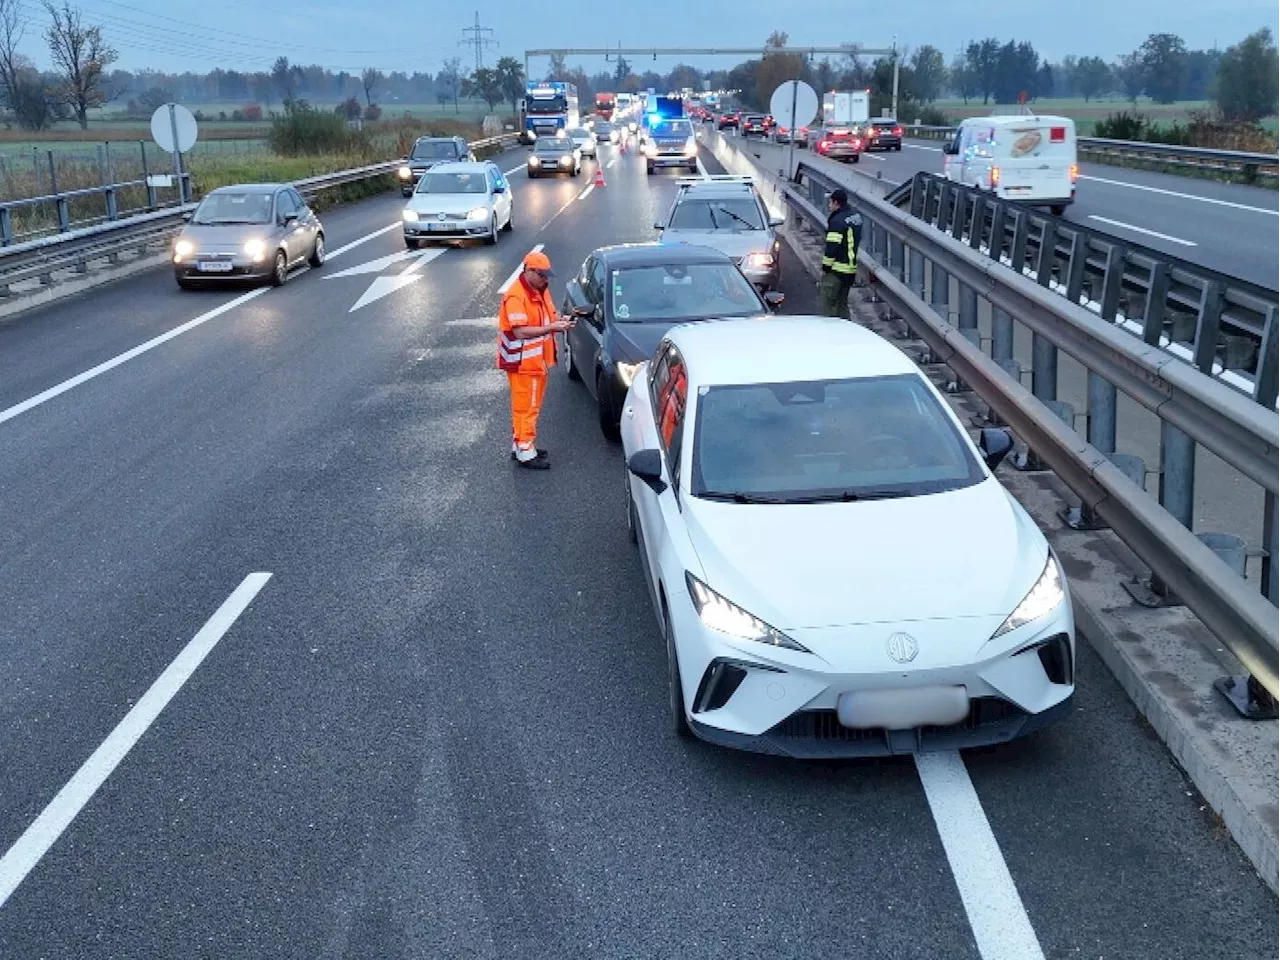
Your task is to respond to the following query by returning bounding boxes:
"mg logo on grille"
[886,632,918,664]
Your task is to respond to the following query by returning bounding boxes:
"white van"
[941,113,1079,215]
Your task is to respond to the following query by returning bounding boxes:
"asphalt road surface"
[733,131,1280,289]
[0,139,1276,960]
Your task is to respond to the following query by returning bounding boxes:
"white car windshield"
[416,172,487,194]
[668,199,763,231]
[610,264,763,322]
[691,374,984,503]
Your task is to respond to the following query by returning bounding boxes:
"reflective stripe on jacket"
[821,206,862,275]
[497,278,559,374]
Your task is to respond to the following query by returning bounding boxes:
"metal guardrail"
[0,134,521,296]
[901,124,1279,180]
[781,160,1279,709]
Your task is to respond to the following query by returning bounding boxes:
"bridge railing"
[782,159,1279,713]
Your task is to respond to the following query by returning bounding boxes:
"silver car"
[565,126,597,158]
[653,177,784,291]
[172,183,324,289]
[402,161,514,247]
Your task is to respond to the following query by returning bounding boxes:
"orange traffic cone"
[593,167,606,188]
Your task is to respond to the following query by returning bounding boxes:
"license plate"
[197,261,233,272]
[428,222,453,231]
[836,686,970,729]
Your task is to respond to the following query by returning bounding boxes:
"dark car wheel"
[666,611,693,740]
[269,249,288,286]
[175,273,194,290]
[597,372,621,442]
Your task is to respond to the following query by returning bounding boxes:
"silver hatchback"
[172,183,324,289]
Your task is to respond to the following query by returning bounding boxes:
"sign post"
[150,103,199,203]
[769,80,818,181]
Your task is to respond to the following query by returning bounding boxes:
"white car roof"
[959,114,1076,128]
[667,316,920,387]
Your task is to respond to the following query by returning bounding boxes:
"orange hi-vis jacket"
[497,278,559,375]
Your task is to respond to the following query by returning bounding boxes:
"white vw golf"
[620,316,1075,758]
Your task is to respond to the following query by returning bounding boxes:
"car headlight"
[616,361,641,386]
[466,206,489,220]
[528,156,541,166]
[743,252,774,268]
[685,573,810,652]
[556,128,566,138]
[398,166,412,179]
[643,142,658,157]
[243,238,267,262]
[559,155,572,166]
[173,239,193,260]
[402,209,419,221]
[992,552,1064,639]
[683,139,698,157]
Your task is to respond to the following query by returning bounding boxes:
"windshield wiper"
[698,490,789,504]
[716,205,756,229]
[781,489,911,503]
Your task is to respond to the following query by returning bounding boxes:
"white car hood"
[682,478,1046,629]
[406,194,488,216]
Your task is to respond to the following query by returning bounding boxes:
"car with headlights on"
[397,136,475,197]
[565,125,597,158]
[620,315,1075,757]
[172,183,324,289]
[594,120,619,144]
[527,136,582,177]
[561,243,783,441]
[402,161,512,247]
[654,177,784,291]
[642,116,699,174]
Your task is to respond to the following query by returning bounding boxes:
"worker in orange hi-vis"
[496,250,575,470]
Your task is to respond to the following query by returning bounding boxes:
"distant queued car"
[560,243,782,441]
[172,183,324,289]
[566,126,598,158]
[620,315,1076,756]
[398,136,475,196]
[813,127,864,162]
[864,118,904,151]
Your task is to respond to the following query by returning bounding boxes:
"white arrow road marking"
[323,248,420,279]
[0,572,272,909]
[348,248,447,313]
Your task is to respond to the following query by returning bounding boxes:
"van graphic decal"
[1011,129,1043,157]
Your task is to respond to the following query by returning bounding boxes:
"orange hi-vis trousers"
[508,372,547,451]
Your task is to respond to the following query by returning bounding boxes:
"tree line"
[1,0,1276,133]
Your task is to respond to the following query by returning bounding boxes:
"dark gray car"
[172,183,324,289]
[398,136,476,196]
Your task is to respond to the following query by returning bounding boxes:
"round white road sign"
[150,103,199,154]
[768,80,819,131]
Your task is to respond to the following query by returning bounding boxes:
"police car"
[642,116,699,175]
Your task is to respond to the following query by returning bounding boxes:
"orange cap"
[523,250,555,275]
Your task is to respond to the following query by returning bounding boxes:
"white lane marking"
[905,143,943,153]
[0,572,272,909]
[537,194,579,235]
[1078,174,1279,215]
[326,222,402,260]
[577,183,595,201]
[0,221,403,427]
[606,155,618,169]
[861,152,885,161]
[499,243,544,294]
[916,752,1045,960]
[696,157,710,179]
[0,288,267,426]
[1088,215,1197,247]
[503,163,526,177]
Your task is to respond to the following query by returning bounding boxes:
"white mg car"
[401,161,513,248]
[620,315,1076,757]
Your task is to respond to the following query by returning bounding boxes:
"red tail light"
[893,126,902,136]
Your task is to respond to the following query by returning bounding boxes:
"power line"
[459,12,495,71]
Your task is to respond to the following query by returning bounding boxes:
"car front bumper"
[646,153,698,168]
[668,581,1076,758]
[174,254,275,280]
[403,216,491,238]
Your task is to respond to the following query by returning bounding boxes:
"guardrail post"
[908,246,925,300]
[142,142,157,209]
[930,259,949,322]
[0,206,11,248]
[48,151,70,233]
[99,143,119,224]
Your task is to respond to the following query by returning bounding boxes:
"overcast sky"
[13,0,1280,75]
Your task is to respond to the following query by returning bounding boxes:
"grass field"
[918,98,1279,136]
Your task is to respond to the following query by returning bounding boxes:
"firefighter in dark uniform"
[818,187,862,318]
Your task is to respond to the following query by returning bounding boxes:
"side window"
[275,190,297,221]
[288,188,306,210]
[659,352,689,480]
[591,259,608,307]
[579,256,597,302]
